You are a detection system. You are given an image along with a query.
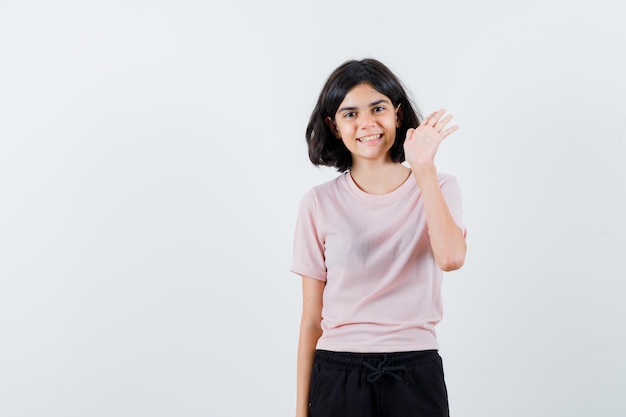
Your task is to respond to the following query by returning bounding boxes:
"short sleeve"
[439,174,466,236]
[290,189,327,281]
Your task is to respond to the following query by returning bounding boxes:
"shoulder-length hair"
[305,58,422,172]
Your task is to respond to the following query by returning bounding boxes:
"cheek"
[387,129,398,144]
[336,122,354,136]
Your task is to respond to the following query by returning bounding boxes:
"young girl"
[291,58,467,417]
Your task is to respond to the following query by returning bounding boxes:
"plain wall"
[1,0,625,416]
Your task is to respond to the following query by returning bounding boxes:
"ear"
[395,103,403,128]
[325,116,342,139]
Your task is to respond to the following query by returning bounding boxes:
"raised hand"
[403,108,459,169]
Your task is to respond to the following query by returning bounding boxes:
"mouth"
[357,134,382,143]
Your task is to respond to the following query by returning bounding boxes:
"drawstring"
[362,354,410,384]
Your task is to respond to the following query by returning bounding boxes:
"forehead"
[338,83,391,107]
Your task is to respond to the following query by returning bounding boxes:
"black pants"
[309,350,449,417]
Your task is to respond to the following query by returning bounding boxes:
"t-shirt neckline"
[344,170,416,204]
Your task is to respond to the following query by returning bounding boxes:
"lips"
[357,134,382,142]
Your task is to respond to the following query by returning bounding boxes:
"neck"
[349,161,411,195]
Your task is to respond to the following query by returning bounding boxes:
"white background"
[1,1,625,416]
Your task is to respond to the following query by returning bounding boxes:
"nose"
[358,113,376,128]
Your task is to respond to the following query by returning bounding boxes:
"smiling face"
[327,83,401,166]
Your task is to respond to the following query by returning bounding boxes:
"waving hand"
[403,108,459,169]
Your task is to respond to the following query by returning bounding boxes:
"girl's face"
[328,83,400,165]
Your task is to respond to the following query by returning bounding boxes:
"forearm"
[412,166,466,271]
[296,323,322,417]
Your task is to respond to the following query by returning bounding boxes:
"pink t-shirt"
[290,171,464,353]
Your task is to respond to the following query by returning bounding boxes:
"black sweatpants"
[309,350,450,417]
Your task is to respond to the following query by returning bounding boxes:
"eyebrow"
[337,99,391,114]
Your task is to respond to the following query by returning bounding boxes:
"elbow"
[432,229,467,272]
[299,313,323,336]
[438,255,465,272]
[299,318,323,343]
[436,247,466,272]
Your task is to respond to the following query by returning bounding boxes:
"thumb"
[405,128,415,141]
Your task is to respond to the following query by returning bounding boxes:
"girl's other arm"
[296,276,324,417]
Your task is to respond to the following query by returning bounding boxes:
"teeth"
[359,134,381,142]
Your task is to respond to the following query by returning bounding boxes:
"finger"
[405,127,416,141]
[428,109,447,126]
[421,110,439,125]
[435,114,454,130]
[440,124,460,139]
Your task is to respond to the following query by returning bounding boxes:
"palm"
[404,109,459,168]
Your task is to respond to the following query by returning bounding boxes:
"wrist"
[410,164,437,185]
[410,163,436,175]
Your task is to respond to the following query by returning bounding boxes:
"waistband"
[314,349,439,382]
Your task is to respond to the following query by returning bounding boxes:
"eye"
[373,106,386,113]
[343,111,356,118]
